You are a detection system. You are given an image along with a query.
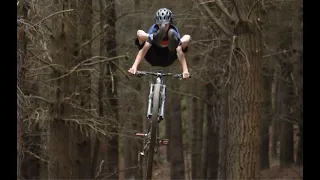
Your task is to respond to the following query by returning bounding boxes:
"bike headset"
[154,8,173,25]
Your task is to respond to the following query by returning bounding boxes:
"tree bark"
[260,70,271,169]
[226,2,262,177]
[170,83,185,179]
[17,0,28,178]
[104,0,119,178]
[271,66,279,159]
[278,39,294,168]
[191,97,198,179]
[279,70,294,168]
[165,98,172,162]
[291,0,303,165]
[91,0,102,177]
[206,83,219,179]
[196,99,204,179]
[76,1,93,178]
[48,0,77,178]
[218,81,229,180]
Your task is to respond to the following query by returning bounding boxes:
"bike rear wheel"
[145,83,161,180]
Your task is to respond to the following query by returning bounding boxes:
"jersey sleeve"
[147,24,158,34]
[146,24,158,44]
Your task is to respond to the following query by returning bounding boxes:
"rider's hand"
[128,67,137,74]
[182,71,190,79]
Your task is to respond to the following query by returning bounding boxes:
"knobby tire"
[145,83,161,180]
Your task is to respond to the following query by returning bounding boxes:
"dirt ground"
[151,160,302,180]
[118,125,302,180]
[119,155,302,180]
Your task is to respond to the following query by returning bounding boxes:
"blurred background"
[17,0,303,179]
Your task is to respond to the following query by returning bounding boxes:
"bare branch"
[95,165,140,179]
[27,95,53,105]
[116,10,148,21]
[247,0,261,19]
[46,55,127,82]
[262,49,293,58]
[166,87,212,106]
[110,60,130,80]
[225,35,236,86]
[198,0,233,37]
[231,0,245,21]
[199,0,216,4]
[76,24,109,51]
[94,160,104,178]
[24,150,49,164]
[32,9,74,28]
[215,0,237,22]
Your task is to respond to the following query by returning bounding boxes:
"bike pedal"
[157,117,163,123]
[136,132,147,137]
[159,139,169,145]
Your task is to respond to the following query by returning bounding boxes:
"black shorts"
[135,38,188,67]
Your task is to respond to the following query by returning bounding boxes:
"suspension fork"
[147,84,154,119]
[146,77,166,120]
[159,84,166,120]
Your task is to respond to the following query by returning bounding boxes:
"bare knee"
[180,34,191,49]
[137,30,144,38]
[137,30,149,44]
[181,34,191,43]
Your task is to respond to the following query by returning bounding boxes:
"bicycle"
[134,70,189,179]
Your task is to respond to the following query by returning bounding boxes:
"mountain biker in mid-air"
[128,8,191,79]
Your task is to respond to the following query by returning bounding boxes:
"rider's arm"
[132,42,152,69]
[176,46,189,73]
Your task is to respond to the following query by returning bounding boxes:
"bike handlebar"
[135,70,191,79]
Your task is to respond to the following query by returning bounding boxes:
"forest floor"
[119,151,303,180]
[119,126,302,179]
[150,156,303,180]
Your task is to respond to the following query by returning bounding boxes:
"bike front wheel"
[145,83,161,180]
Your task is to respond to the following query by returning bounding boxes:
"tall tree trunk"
[165,98,172,162]
[218,80,229,180]
[279,64,294,168]
[205,83,219,179]
[170,83,185,179]
[196,99,204,179]
[48,1,77,178]
[260,70,271,169]
[226,2,262,178]
[201,115,208,179]
[17,1,28,178]
[104,0,119,178]
[291,0,303,165]
[76,0,93,178]
[279,87,294,168]
[124,134,132,178]
[191,97,198,179]
[271,66,279,159]
[126,1,144,178]
[21,125,41,179]
[91,0,102,177]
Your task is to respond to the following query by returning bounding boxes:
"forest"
[17,0,303,179]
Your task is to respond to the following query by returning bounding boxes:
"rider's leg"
[168,28,191,52]
[137,24,166,45]
[179,34,191,51]
[137,30,149,44]
[168,29,180,51]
